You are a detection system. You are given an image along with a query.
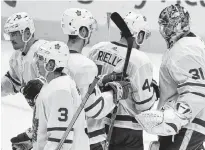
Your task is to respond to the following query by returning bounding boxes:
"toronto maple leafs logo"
[76,10,81,16]
[55,44,61,50]
[112,47,117,51]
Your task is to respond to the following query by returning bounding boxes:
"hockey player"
[61,8,106,150]
[28,41,90,150]
[61,8,132,150]
[60,8,98,98]
[135,4,205,150]
[2,12,47,150]
[2,12,47,99]
[13,8,99,150]
[87,12,157,150]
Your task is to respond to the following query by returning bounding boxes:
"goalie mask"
[4,12,35,42]
[158,4,190,49]
[34,41,70,77]
[61,8,98,44]
[124,12,151,45]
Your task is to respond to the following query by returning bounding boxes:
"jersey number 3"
[58,108,68,122]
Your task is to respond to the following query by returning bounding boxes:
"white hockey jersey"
[65,51,104,145]
[32,75,90,150]
[158,34,205,135]
[88,41,156,130]
[1,40,47,97]
[66,51,98,98]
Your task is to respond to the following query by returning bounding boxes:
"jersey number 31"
[189,68,205,80]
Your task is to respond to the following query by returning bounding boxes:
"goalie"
[136,4,205,150]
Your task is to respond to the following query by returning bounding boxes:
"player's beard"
[11,41,23,50]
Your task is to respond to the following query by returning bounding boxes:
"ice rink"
[1,40,162,150]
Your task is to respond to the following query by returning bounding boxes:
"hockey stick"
[104,12,134,150]
[107,12,112,41]
[55,76,100,150]
[110,12,134,78]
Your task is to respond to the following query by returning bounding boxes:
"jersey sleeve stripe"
[165,123,178,133]
[85,96,104,112]
[87,128,106,138]
[5,71,21,86]
[178,82,205,88]
[192,118,205,128]
[180,91,205,98]
[134,91,154,105]
[47,127,74,132]
[106,113,138,123]
[91,97,105,119]
[48,138,72,143]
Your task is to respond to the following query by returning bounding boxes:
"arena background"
[1,1,205,149]
[1,0,205,53]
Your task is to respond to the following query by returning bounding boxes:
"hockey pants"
[159,128,205,150]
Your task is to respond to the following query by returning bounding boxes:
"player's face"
[9,31,25,50]
[158,21,173,40]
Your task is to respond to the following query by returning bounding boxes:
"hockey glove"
[11,128,33,150]
[105,80,131,103]
[151,79,160,100]
[21,77,46,107]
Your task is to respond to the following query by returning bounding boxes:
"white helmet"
[35,41,70,72]
[124,12,151,45]
[61,8,97,39]
[4,12,35,41]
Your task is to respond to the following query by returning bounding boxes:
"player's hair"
[69,35,78,43]
[54,67,64,73]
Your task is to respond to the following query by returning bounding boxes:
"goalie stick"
[55,76,100,150]
[104,12,134,150]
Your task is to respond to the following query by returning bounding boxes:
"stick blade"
[111,12,132,38]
